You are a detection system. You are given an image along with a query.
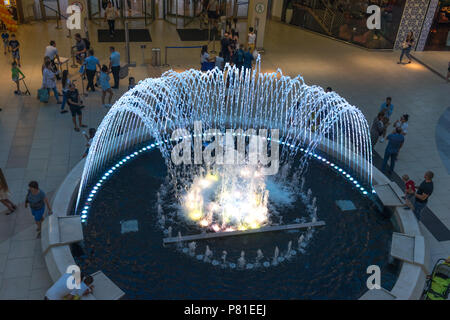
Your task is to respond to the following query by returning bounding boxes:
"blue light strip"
[80,134,375,223]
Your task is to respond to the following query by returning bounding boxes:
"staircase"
[293,0,345,36]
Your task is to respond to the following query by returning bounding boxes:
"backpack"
[83,38,91,50]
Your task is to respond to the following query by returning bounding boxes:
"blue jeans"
[381,149,398,173]
[399,47,411,62]
[47,87,59,101]
[61,91,68,110]
[413,200,427,220]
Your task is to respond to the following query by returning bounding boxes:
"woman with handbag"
[398,31,414,64]
[42,60,62,103]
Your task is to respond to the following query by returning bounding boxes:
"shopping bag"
[37,88,49,103]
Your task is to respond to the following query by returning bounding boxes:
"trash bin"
[152,48,161,67]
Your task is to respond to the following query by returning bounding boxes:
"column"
[248,0,269,52]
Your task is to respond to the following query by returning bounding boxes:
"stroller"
[422,257,450,300]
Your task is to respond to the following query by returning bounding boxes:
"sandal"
[80,124,88,128]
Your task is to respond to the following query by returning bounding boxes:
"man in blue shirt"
[84,49,100,92]
[243,46,254,71]
[381,127,404,174]
[109,46,120,89]
[380,97,394,118]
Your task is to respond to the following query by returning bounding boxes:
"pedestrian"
[393,114,409,135]
[128,76,136,90]
[370,111,385,148]
[397,31,414,64]
[42,60,62,104]
[379,97,393,142]
[0,168,17,215]
[401,174,416,208]
[243,46,254,71]
[381,127,404,174]
[25,181,52,238]
[74,33,87,64]
[105,2,119,37]
[84,49,100,92]
[200,45,213,71]
[82,128,97,158]
[67,82,87,132]
[109,46,120,89]
[215,51,225,71]
[233,44,244,70]
[45,40,61,80]
[11,61,24,95]
[325,87,333,93]
[99,65,114,108]
[413,171,434,220]
[248,27,256,53]
[1,31,9,55]
[207,0,219,23]
[9,34,20,67]
[60,70,71,114]
[221,31,231,62]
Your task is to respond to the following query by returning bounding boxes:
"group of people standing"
[200,27,256,72]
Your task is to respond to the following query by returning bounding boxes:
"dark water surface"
[72,149,398,299]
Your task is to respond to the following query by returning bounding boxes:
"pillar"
[394,0,437,51]
[248,0,269,52]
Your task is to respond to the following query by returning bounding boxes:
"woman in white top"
[42,60,61,103]
[105,2,118,37]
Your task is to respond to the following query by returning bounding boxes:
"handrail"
[42,4,68,20]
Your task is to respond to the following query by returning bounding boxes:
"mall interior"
[0,0,448,300]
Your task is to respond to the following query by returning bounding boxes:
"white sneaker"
[379,137,384,143]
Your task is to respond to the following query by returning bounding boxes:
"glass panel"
[284,0,407,50]
[425,1,450,51]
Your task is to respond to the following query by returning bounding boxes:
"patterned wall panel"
[417,0,439,51]
[394,0,430,50]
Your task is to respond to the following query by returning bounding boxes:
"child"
[11,61,24,95]
[402,174,415,208]
[128,76,136,90]
[1,31,9,55]
[82,128,96,158]
[9,34,20,67]
[248,27,256,53]
[99,65,113,108]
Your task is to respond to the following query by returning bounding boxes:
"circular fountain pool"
[71,141,398,300]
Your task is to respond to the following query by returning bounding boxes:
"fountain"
[67,58,399,299]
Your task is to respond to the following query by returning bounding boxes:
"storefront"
[279,0,407,50]
[424,0,450,50]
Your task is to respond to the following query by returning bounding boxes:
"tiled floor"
[0,19,449,299]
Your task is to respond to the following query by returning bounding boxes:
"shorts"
[69,104,82,117]
[31,206,45,222]
[12,76,19,82]
[12,50,19,59]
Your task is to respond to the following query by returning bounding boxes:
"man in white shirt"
[45,40,61,79]
[248,27,256,53]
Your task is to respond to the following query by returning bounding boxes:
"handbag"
[37,88,49,103]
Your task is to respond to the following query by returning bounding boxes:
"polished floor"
[0,18,449,299]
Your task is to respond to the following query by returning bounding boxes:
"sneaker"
[60,110,68,114]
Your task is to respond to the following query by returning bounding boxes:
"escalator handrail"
[42,4,68,20]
